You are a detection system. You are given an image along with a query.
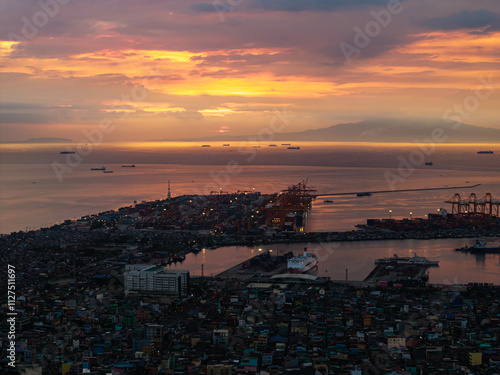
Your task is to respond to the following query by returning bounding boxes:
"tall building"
[124,266,189,297]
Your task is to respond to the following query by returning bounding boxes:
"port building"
[124,266,189,297]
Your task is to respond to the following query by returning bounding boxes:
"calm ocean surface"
[167,239,500,284]
[1,141,499,283]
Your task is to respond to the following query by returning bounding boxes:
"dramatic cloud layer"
[0,0,499,141]
[425,9,500,33]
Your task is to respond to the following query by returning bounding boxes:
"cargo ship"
[357,192,373,197]
[287,146,300,150]
[287,248,318,273]
[60,151,75,154]
[456,239,500,253]
[477,150,493,154]
[375,254,439,266]
[91,166,106,171]
[121,164,135,168]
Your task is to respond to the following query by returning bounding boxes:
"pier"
[216,250,290,279]
[364,262,433,284]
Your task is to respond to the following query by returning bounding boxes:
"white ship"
[375,253,439,266]
[287,248,318,273]
[456,239,500,253]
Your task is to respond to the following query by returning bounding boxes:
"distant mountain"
[173,119,500,143]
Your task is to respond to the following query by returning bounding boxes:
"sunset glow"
[1,0,499,141]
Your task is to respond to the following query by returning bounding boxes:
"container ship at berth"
[375,254,439,266]
[287,248,318,273]
[456,239,500,253]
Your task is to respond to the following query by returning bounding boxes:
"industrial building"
[124,266,189,297]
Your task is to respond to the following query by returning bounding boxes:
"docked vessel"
[91,166,106,171]
[375,254,439,266]
[456,239,500,253]
[477,150,493,154]
[287,248,318,273]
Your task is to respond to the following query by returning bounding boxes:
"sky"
[0,0,499,141]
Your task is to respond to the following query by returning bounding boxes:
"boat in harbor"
[477,150,493,154]
[456,239,500,253]
[287,248,318,273]
[91,166,106,171]
[375,254,439,266]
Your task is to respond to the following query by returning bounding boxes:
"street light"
[410,212,413,220]
[389,210,392,219]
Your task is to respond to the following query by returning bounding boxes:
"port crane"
[445,192,499,216]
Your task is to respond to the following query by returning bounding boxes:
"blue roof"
[112,362,136,368]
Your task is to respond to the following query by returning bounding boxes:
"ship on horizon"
[91,166,106,171]
[477,150,494,154]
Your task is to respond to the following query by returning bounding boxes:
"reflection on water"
[168,238,500,284]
